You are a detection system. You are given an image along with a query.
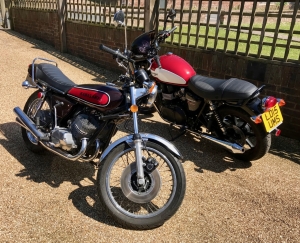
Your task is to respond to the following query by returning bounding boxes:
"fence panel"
[11,0,57,10]
[159,0,300,64]
[66,0,145,29]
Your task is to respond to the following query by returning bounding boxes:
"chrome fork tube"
[130,86,145,186]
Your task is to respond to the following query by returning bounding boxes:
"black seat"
[188,75,257,100]
[35,63,76,94]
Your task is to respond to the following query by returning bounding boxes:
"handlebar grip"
[99,44,128,61]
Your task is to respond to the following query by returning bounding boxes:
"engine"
[158,84,202,125]
[51,114,100,151]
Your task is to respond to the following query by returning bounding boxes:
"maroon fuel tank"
[67,84,124,112]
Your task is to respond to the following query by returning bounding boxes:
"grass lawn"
[162,22,300,61]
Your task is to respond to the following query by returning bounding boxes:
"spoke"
[239,121,248,129]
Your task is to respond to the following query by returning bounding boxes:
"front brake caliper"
[143,157,159,173]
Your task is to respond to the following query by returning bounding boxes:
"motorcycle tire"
[96,141,186,230]
[217,107,271,162]
[138,105,156,115]
[21,91,49,153]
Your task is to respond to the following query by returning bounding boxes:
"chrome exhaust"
[201,134,245,154]
[14,106,89,161]
[40,138,88,161]
[79,139,101,162]
[14,107,49,141]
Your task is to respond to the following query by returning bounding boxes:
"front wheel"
[216,107,271,161]
[96,141,186,230]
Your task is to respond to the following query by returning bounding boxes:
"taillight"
[37,92,44,99]
[262,96,277,111]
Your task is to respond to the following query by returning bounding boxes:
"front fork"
[130,86,146,186]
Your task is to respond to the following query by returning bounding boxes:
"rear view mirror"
[167,9,176,19]
[163,9,176,30]
[114,10,125,26]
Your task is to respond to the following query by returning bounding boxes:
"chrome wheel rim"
[105,146,177,218]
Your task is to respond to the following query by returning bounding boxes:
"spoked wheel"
[21,91,51,153]
[217,107,271,161]
[96,141,186,230]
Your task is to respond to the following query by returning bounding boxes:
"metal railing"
[159,0,300,63]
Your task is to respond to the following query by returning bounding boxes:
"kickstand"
[168,123,187,142]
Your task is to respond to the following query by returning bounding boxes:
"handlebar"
[99,44,129,61]
[168,26,177,34]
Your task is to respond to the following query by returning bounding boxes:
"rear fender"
[99,133,183,163]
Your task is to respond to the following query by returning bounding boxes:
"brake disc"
[120,162,161,203]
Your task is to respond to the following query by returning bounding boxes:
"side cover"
[67,84,123,112]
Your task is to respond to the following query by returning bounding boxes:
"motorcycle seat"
[35,63,76,94]
[188,75,257,101]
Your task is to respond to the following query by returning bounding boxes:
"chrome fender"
[99,133,183,163]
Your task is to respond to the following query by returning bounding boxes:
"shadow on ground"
[269,135,300,165]
[119,113,253,173]
[0,122,123,228]
[1,29,119,84]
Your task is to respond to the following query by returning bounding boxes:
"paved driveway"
[0,29,299,243]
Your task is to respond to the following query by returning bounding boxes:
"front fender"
[99,133,183,163]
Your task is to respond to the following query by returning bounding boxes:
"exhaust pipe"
[14,107,49,141]
[40,138,88,161]
[201,134,245,154]
[14,106,89,161]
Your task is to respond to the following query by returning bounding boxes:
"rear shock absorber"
[208,101,226,134]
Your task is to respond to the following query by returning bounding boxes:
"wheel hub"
[120,162,161,203]
[225,125,246,145]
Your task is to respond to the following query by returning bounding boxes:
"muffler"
[201,134,245,154]
[14,107,49,141]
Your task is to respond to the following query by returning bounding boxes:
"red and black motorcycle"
[12,10,186,229]
[130,9,285,162]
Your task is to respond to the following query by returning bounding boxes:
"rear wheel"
[21,91,51,153]
[216,107,271,161]
[96,141,186,230]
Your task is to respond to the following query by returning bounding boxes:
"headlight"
[145,83,158,108]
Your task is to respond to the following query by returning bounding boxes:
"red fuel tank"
[67,84,123,112]
[150,53,196,86]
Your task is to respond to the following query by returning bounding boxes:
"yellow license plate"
[261,103,283,132]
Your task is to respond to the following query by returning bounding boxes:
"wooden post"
[144,0,159,32]
[0,0,6,27]
[58,0,67,52]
